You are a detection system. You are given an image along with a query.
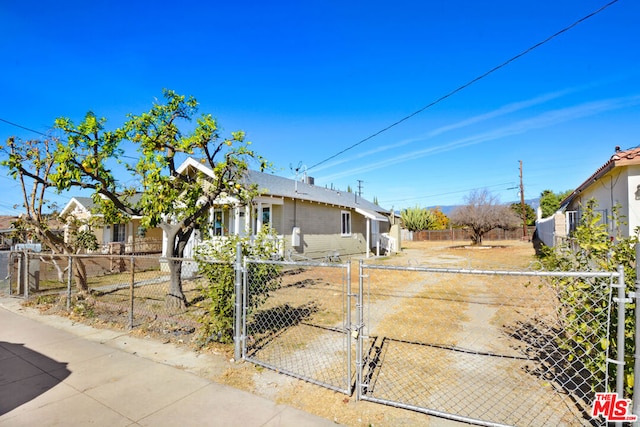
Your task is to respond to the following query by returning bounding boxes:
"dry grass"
[25,240,553,426]
[399,239,537,269]
[215,239,545,427]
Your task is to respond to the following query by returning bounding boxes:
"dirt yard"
[213,239,543,427]
[22,240,575,426]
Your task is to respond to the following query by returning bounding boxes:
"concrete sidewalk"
[0,296,339,426]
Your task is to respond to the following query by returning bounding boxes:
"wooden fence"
[403,227,536,242]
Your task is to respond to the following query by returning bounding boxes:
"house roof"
[0,215,65,233]
[60,197,96,217]
[246,170,387,215]
[560,146,640,209]
[60,194,144,219]
[0,215,18,232]
[177,157,389,217]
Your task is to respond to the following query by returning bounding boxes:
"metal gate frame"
[239,257,354,395]
[232,250,638,426]
[356,260,632,427]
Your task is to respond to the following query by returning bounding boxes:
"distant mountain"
[426,205,457,215]
[393,199,540,216]
[423,198,540,216]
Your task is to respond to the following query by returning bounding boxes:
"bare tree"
[450,189,520,245]
[0,138,98,291]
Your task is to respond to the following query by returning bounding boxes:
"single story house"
[59,196,163,254]
[536,146,640,247]
[174,157,400,260]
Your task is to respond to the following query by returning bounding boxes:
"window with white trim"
[341,211,351,236]
[213,209,225,236]
[113,224,126,242]
[262,206,271,226]
[254,204,272,232]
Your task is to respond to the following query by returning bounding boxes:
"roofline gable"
[561,147,640,209]
[176,157,216,179]
[59,197,93,217]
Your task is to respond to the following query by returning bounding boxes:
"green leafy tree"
[540,199,637,396]
[2,90,267,308]
[401,205,436,231]
[539,189,572,218]
[510,202,536,226]
[450,189,520,245]
[194,226,281,343]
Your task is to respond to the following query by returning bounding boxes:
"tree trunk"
[470,228,481,245]
[38,228,90,292]
[165,256,186,310]
[73,258,89,292]
[44,256,66,283]
[161,222,192,310]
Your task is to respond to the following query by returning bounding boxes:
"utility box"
[291,227,301,247]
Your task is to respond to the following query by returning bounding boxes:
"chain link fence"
[243,259,353,394]
[4,249,637,426]
[7,251,206,339]
[356,262,625,427]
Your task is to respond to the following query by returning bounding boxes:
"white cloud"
[312,88,575,174]
[319,94,640,182]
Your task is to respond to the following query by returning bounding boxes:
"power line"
[0,117,138,161]
[0,118,50,137]
[380,182,515,204]
[307,0,620,171]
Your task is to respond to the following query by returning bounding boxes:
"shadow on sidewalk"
[0,341,71,415]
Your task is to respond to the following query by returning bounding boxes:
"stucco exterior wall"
[568,167,633,236]
[179,196,390,260]
[625,165,640,235]
[278,199,385,259]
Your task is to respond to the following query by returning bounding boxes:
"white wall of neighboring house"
[536,150,640,248]
[626,165,640,235]
[568,166,640,237]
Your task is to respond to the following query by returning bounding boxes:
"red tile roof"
[561,146,640,208]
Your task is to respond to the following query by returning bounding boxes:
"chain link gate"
[241,258,354,394]
[356,261,630,427]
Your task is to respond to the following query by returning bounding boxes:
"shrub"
[194,226,281,344]
[540,200,637,396]
[401,206,436,232]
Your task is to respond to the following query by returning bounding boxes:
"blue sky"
[1,0,639,215]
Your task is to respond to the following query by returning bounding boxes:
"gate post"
[345,261,352,393]
[633,244,640,425]
[16,252,23,296]
[129,256,135,330]
[233,241,243,362]
[66,255,73,311]
[356,259,364,400]
[616,264,625,402]
[23,251,29,299]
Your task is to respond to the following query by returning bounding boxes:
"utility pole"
[519,160,527,239]
[356,179,363,203]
